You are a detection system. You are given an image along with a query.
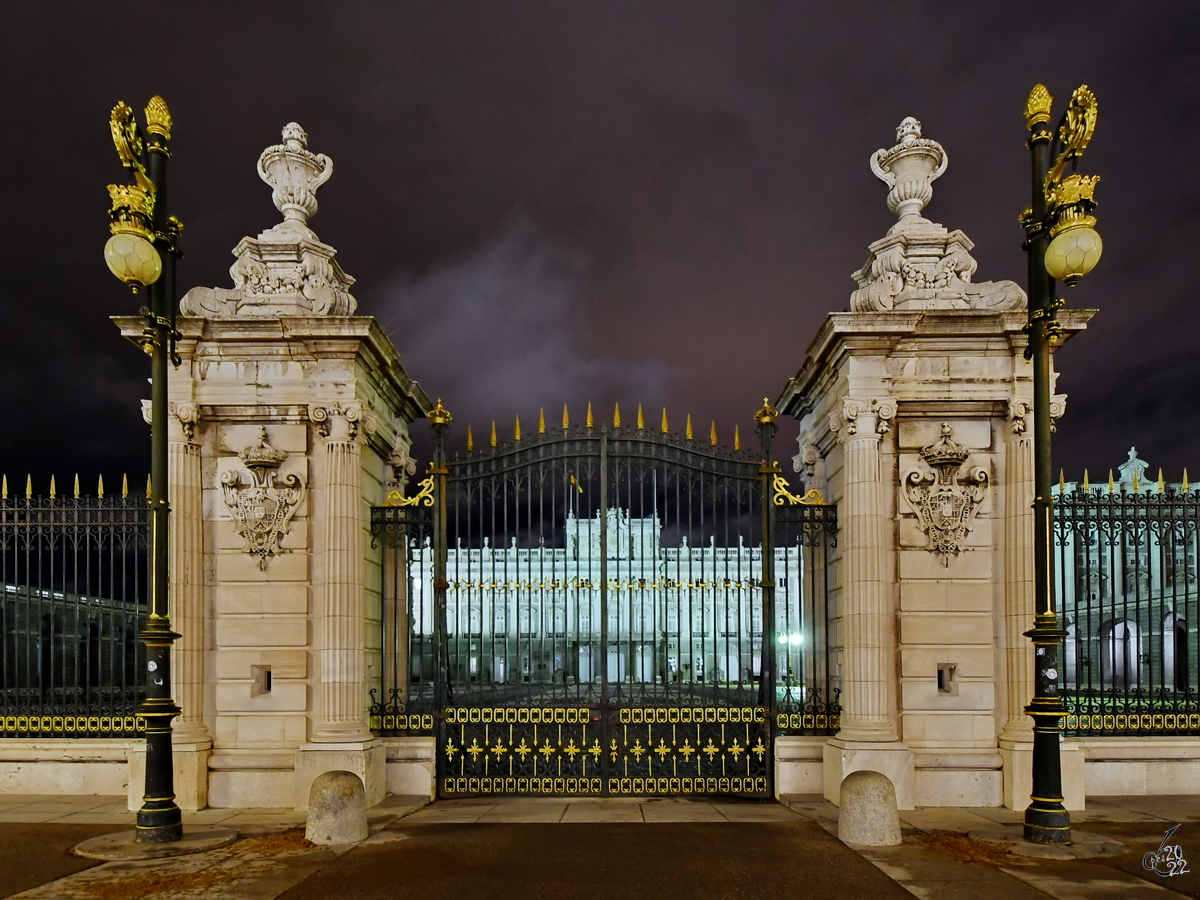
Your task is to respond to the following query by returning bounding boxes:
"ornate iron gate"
[371,401,838,798]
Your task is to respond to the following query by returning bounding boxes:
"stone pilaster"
[1000,399,1035,746]
[834,397,898,743]
[309,404,372,743]
[169,402,210,748]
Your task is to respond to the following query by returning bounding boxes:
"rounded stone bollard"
[838,770,902,847]
[306,770,368,845]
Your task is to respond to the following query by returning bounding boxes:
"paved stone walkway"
[0,793,1198,898]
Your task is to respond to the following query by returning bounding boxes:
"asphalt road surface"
[0,823,115,897]
[276,821,910,900]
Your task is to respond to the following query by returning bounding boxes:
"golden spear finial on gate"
[122,473,129,498]
[637,404,644,430]
[25,475,32,499]
[1133,468,1140,493]
[1,475,6,499]
[1185,469,1191,492]
[1082,469,1089,491]
[734,425,740,451]
[515,415,521,442]
[686,414,693,441]
[490,421,497,447]
[146,474,152,498]
[538,407,545,434]
[1059,470,1065,492]
[1158,469,1165,493]
[710,421,717,446]
[467,426,473,451]
[614,402,621,428]
[50,475,56,499]
[562,403,569,430]
[661,408,668,434]
[74,474,80,499]
[586,402,594,429]
[1108,469,1115,492]
[98,474,105,498]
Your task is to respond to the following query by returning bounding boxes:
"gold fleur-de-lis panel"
[439,706,769,798]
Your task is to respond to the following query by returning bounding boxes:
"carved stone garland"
[220,428,305,570]
[902,423,988,565]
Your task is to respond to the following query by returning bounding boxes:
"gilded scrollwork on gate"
[902,423,988,565]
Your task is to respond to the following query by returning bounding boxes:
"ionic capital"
[310,402,373,443]
[831,397,896,443]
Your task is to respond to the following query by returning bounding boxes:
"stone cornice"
[113,314,432,425]
[775,308,1097,420]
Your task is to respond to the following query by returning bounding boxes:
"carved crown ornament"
[180,123,357,318]
[850,118,1026,314]
[902,423,989,565]
[220,428,305,570]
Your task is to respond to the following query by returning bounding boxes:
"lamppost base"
[1023,806,1071,844]
[135,805,184,843]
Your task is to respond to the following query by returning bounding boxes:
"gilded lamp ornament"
[104,100,167,292]
[1033,84,1103,286]
[902,424,988,564]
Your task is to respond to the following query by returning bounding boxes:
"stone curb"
[73,826,239,860]
[967,827,1128,859]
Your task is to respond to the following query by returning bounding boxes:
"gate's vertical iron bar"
[758,405,777,798]
[599,428,609,789]
[431,411,450,795]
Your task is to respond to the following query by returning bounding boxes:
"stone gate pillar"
[777,118,1094,810]
[117,122,430,810]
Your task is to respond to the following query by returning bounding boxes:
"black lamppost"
[1021,84,1102,844]
[103,97,184,843]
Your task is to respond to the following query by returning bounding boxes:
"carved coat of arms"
[220,428,305,569]
[902,423,988,564]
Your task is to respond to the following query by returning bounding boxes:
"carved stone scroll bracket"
[902,423,989,565]
[387,430,418,495]
[140,400,202,442]
[219,427,305,570]
[1049,394,1067,434]
[1008,399,1031,436]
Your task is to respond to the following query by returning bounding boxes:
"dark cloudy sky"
[2,2,1197,491]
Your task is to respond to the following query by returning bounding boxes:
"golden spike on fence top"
[586,402,593,429]
[50,475,56,499]
[515,415,521,442]
[122,474,128,498]
[1159,468,1165,493]
[74,474,80,499]
[97,474,104,498]
[1108,469,1114,492]
[1082,469,1089,491]
[614,402,621,428]
[146,474,152,499]
[637,404,644,430]
[1059,470,1064,492]
[734,425,741,451]
[1,475,6,499]
[710,421,717,446]
[686,414,693,441]
[661,408,668,434]
[1185,469,1190,492]
[538,407,545,434]
[490,421,497,447]
[466,425,473,451]
[562,403,569,430]
[25,475,31,499]
[1133,469,1140,493]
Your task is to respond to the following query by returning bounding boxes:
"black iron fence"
[0,481,148,738]
[1055,482,1200,736]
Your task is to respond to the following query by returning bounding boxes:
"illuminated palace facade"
[402,508,805,691]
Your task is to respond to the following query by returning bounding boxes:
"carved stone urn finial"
[257,122,333,229]
[870,117,948,222]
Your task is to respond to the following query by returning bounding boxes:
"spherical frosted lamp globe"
[104,233,162,291]
[1044,225,1102,286]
